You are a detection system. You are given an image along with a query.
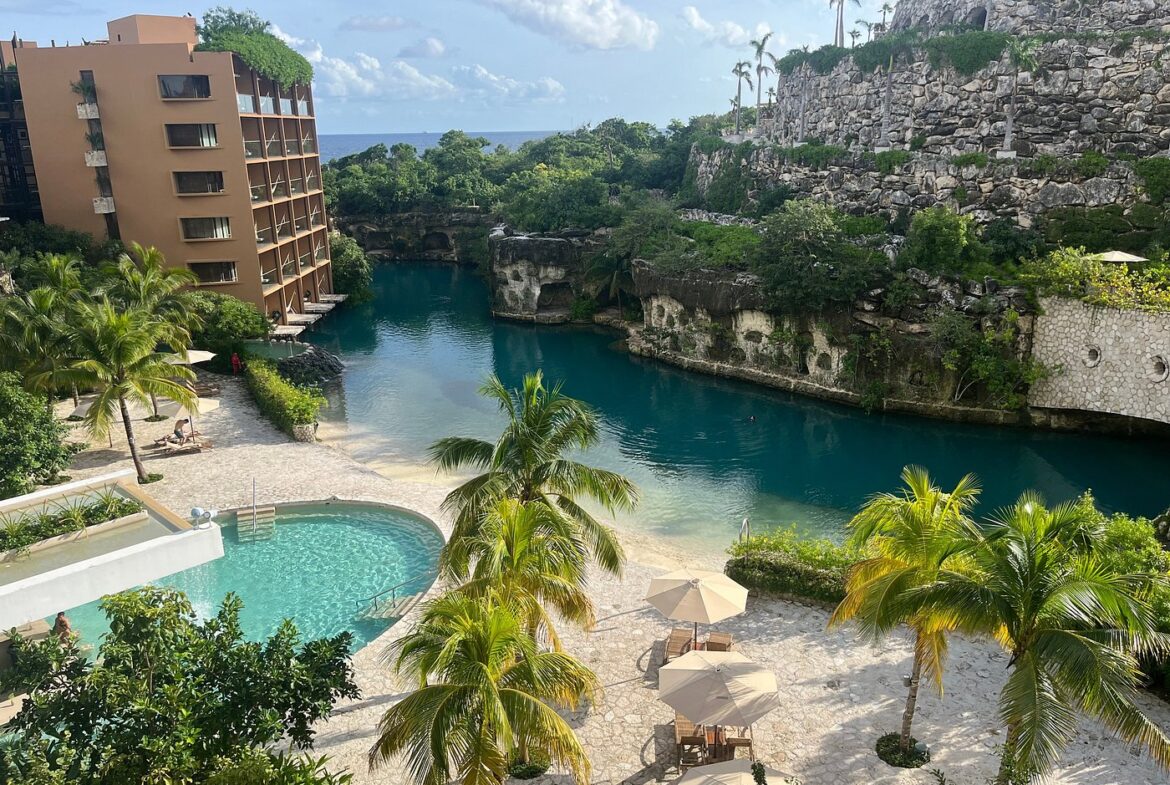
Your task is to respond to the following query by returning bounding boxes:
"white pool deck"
[55,376,1170,785]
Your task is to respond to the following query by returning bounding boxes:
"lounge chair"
[723,725,754,760]
[663,627,694,664]
[675,714,708,771]
[706,631,733,652]
[163,439,213,455]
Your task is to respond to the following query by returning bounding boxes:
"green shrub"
[0,373,77,498]
[695,136,729,154]
[900,205,990,274]
[909,134,927,152]
[923,31,1011,76]
[951,151,989,169]
[242,357,325,434]
[778,141,849,170]
[725,527,862,604]
[508,752,551,780]
[330,233,374,301]
[1076,150,1109,179]
[1028,153,1058,175]
[875,149,912,175]
[0,492,143,552]
[188,292,270,355]
[775,44,850,75]
[678,222,762,268]
[1136,157,1170,204]
[569,295,597,321]
[197,30,313,85]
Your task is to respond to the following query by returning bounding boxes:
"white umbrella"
[166,350,217,365]
[674,759,793,785]
[1096,250,1148,264]
[659,650,780,727]
[69,396,219,422]
[647,568,749,643]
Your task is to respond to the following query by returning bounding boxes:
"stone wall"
[891,0,1170,35]
[333,210,494,263]
[1030,296,1170,424]
[488,228,601,320]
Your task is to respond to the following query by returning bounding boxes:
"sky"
[5,0,899,134]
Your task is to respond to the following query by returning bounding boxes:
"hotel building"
[8,14,332,324]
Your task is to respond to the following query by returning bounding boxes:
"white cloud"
[451,64,566,103]
[682,6,771,49]
[337,15,416,32]
[305,46,456,100]
[475,0,658,50]
[398,37,448,58]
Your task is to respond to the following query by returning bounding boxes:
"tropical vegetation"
[0,489,142,553]
[195,7,313,86]
[0,372,75,497]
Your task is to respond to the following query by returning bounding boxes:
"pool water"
[305,264,1170,547]
[60,503,443,651]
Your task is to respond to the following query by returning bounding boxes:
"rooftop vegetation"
[195,6,313,85]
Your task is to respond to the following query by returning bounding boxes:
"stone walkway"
[61,375,1169,785]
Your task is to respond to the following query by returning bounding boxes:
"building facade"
[0,39,42,221]
[13,15,331,322]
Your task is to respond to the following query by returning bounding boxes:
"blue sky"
[6,0,897,133]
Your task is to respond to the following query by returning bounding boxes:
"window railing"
[294,214,308,233]
[275,220,292,240]
[301,136,316,153]
[296,99,309,115]
[290,177,305,195]
[284,139,301,156]
[266,139,282,157]
[256,226,274,245]
[281,258,297,277]
[250,183,269,202]
[261,267,278,285]
[314,244,327,261]
[243,140,264,158]
[236,93,255,113]
[271,180,288,199]
[310,211,324,228]
[299,251,313,269]
[279,97,293,115]
[305,174,319,191]
[259,96,275,114]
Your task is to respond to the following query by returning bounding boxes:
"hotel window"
[174,171,225,195]
[166,124,218,148]
[188,261,238,284]
[181,217,231,240]
[158,74,212,99]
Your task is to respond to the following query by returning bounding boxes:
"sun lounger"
[706,631,733,652]
[663,627,694,664]
[675,714,708,771]
[723,725,754,760]
[163,439,213,454]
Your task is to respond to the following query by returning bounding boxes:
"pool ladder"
[357,571,434,621]
[238,505,276,542]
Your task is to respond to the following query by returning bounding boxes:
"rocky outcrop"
[891,0,1170,36]
[276,345,345,387]
[333,210,494,263]
[489,228,604,321]
[0,264,12,296]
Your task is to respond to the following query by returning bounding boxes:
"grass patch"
[876,732,930,768]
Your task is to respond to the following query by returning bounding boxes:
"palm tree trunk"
[836,3,845,48]
[119,395,150,483]
[899,634,925,751]
[996,721,1021,785]
[735,82,743,134]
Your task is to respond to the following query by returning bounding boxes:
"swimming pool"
[58,501,444,651]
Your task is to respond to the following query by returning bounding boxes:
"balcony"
[259,96,275,114]
[290,177,305,195]
[271,181,288,199]
[275,221,292,241]
[299,251,313,269]
[84,150,107,167]
[283,139,301,156]
[281,258,296,278]
[305,174,319,192]
[265,139,282,157]
[243,140,263,159]
[296,99,309,115]
[279,98,292,115]
[301,137,316,154]
[310,212,324,228]
[294,215,308,233]
[250,183,269,203]
[255,226,275,246]
[261,267,278,286]
[92,196,116,214]
[76,102,100,119]
[236,93,255,113]
[314,245,327,261]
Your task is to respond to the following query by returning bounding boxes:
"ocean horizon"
[318,130,560,162]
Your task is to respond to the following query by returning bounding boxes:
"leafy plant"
[923,30,1011,76]
[569,295,598,321]
[1136,157,1170,204]
[0,372,75,498]
[1076,150,1109,178]
[950,151,989,169]
[899,206,990,275]
[242,357,325,433]
[875,149,912,175]
[329,233,373,302]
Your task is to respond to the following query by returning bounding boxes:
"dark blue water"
[319,131,558,162]
[306,264,1170,546]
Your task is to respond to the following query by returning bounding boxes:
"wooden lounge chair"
[723,725,754,760]
[663,627,694,664]
[706,631,733,652]
[163,439,213,455]
[675,714,708,771]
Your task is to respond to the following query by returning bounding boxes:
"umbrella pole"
[694,621,699,650]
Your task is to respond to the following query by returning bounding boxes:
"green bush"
[569,295,597,321]
[0,492,143,552]
[875,149,912,175]
[923,31,1011,76]
[508,752,551,780]
[1076,150,1109,179]
[198,30,313,85]
[951,151,989,169]
[725,527,862,604]
[678,222,762,268]
[1023,246,1170,312]
[188,292,270,355]
[899,205,990,274]
[242,357,325,434]
[775,45,850,75]
[0,373,76,498]
[330,233,373,301]
[778,141,849,171]
[695,136,729,154]
[1136,157,1170,204]
[1042,205,1170,254]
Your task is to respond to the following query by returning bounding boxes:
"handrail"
[357,569,436,610]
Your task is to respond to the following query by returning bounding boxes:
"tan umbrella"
[69,396,219,422]
[674,759,793,785]
[166,350,217,365]
[659,650,780,727]
[647,568,748,643]
[1096,250,1148,264]
[70,396,153,422]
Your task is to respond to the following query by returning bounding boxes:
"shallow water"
[307,264,1170,547]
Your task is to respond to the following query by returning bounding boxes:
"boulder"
[277,345,345,387]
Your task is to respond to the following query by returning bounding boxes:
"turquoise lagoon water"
[306,264,1170,547]
[62,504,443,649]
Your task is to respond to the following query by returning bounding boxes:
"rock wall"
[489,229,602,321]
[1030,296,1170,424]
[891,0,1170,35]
[333,210,494,263]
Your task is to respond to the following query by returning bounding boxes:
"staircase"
[237,505,276,542]
[360,592,424,621]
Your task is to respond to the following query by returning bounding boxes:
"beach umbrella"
[69,396,219,422]
[646,568,748,643]
[674,759,793,785]
[166,349,217,365]
[659,650,780,727]
[1096,250,1147,264]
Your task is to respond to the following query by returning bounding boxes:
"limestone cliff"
[333,210,494,264]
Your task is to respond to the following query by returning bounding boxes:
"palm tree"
[1003,37,1039,154]
[586,252,634,318]
[732,61,753,135]
[55,299,196,483]
[909,493,1170,783]
[454,498,594,650]
[880,2,895,27]
[858,19,875,42]
[829,466,981,753]
[370,593,598,785]
[830,0,861,47]
[0,288,77,410]
[430,371,636,578]
[848,28,861,47]
[750,33,773,120]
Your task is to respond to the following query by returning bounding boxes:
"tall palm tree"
[54,299,196,483]
[830,0,861,47]
[1003,37,1039,154]
[750,33,773,120]
[454,498,594,650]
[430,371,636,578]
[732,61,753,134]
[858,19,875,42]
[0,287,77,410]
[370,594,598,785]
[849,28,861,47]
[829,466,981,753]
[102,243,202,354]
[586,252,634,318]
[909,493,1170,783]
[880,2,895,27]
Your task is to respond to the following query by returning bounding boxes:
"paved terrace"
[62,376,1170,785]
